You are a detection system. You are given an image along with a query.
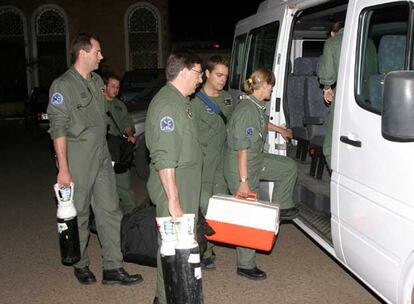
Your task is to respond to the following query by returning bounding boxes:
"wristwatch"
[240,176,248,183]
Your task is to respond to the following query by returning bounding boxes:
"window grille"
[35,8,65,41]
[0,8,23,41]
[34,6,67,87]
[128,6,159,69]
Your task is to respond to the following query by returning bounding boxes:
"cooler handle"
[235,192,257,202]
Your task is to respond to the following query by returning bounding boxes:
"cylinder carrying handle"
[54,182,75,202]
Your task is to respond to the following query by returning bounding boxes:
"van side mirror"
[382,71,414,142]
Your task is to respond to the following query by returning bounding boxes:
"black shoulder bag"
[106,111,135,174]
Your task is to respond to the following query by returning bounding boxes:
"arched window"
[126,4,161,70]
[0,6,28,102]
[33,5,68,87]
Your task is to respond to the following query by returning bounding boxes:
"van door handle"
[340,136,362,148]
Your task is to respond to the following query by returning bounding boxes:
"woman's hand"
[236,181,250,197]
[282,128,293,141]
[268,123,292,141]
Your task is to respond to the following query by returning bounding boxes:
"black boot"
[102,267,143,285]
[237,267,267,280]
[74,267,96,285]
[280,207,299,221]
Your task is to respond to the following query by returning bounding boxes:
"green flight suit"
[107,97,137,215]
[318,30,378,168]
[317,28,344,168]
[47,67,123,270]
[192,89,235,259]
[145,83,202,304]
[224,95,297,269]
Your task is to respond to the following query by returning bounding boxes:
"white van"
[229,1,414,303]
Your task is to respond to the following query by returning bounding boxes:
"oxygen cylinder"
[174,214,204,304]
[156,216,178,304]
[54,183,81,265]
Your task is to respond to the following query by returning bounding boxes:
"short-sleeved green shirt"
[145,83,202,171]
[226,94,268,170]
[145,83,202,215]
[107,97,134,136]
[47,67,113,190]
[192,89,235,153]
[47,67,108,146]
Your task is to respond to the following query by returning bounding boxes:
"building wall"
[0,0,170,84]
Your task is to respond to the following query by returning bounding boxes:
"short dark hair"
[70,33,100,64]
[329,20,344,36]
[165,51,202,81]
[103,72,120,85]
[204,55,228,73]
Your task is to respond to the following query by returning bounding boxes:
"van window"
[229,34,247,90]
[245,21,279,81]
[355,3,410,114]
[302,40,325,57]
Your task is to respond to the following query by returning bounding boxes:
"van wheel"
[134,134,150,181]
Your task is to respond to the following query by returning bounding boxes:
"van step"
[297,202,332,245]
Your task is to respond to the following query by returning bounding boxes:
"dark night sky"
[169,0,263,48]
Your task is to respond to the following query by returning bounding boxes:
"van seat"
[369,35,406,110]
[287,57,317,161]
[300,57,328,179]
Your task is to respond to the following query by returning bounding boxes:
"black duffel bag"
[107,133,135,174]
[121,205,215,267]
[121,206,158,267]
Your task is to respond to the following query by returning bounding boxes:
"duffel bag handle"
[235,192,257,202]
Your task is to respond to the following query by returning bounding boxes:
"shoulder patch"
[51,92,64,105]
[206,106,215,114]
[160,116,175,132]
[246,127,254,138]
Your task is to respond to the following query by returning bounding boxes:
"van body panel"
[330,172,345,263]
[334,0,414,302]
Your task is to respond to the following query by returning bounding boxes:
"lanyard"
[245,95,266,111]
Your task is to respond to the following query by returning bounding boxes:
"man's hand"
[127,135,136,144]
[323,87,334,104]
[168,198,184,219]
[57,169,72,187]
[124,127,136,144]
[236,181,250,198]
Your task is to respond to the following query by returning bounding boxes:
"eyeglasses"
[191,68,204,77]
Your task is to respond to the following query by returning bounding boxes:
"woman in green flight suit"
[224,68,298,280]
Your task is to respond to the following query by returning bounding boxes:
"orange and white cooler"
[205,194,280,251]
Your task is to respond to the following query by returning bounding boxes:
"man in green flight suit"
[318,20,377,168]
[103,73,138,215]
[317,21,344,168]
[192,55,235,270]
[47,34,142,285]
[145,51,203,304]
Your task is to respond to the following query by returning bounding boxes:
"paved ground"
[0,119,383,304]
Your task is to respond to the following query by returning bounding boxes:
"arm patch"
[160,116,175,132]
[51,92,64,105]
